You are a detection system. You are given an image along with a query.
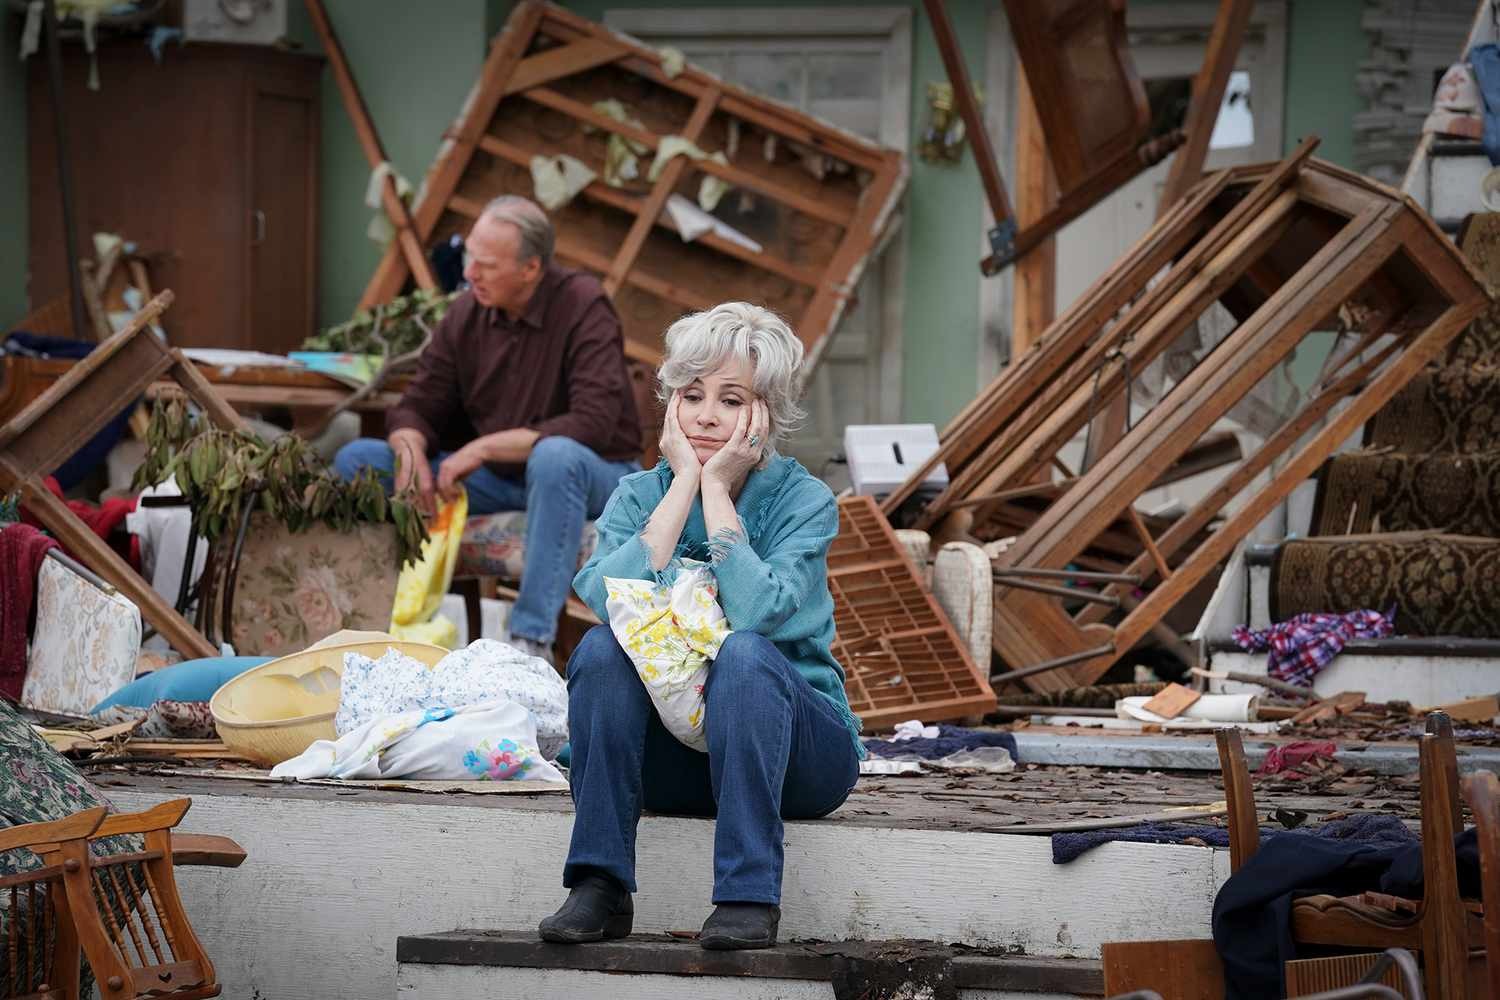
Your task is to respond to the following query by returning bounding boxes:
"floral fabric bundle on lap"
[604,559,731,751]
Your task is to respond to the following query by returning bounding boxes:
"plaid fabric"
[1231,609,1393,687]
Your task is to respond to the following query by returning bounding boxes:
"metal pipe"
[41,0,89,342]
[992,576,1121,607]
[994,566,1142,585]
[991,644,1116,685]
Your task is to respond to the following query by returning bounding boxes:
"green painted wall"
[0,13,29,327]
[556,0,987,427]
[1283,0,1363,168]
[286,0,491,328]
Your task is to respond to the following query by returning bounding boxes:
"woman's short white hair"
[657,302,807,448]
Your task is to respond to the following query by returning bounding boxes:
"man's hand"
[701,399,767,493]
[436,441,487,502]
[389,430,435,515]
[659,393,701,483]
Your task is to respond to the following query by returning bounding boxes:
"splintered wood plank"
[1141,683,1202,721]
[1102,939,1225,1000]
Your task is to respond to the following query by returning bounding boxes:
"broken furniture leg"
[0,291,246,660]
[304,0,440,303]
[923,0,1184,274]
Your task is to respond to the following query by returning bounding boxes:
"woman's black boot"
[699,903,780,950]
[538,873,633,943]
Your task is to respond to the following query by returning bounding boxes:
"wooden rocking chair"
[1461,768,1500,1000]
[1216,721,1476,999]
[29,800,221,1000]
[0,807,108,1000]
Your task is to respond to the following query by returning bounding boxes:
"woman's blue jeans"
[561,625,859,904]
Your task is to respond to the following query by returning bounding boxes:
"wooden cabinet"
[28,41,321,353]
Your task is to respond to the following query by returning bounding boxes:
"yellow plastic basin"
[210,639,448,766]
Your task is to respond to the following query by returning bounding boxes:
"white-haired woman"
[539,302,863,951]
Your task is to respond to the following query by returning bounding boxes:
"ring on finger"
[748,433,761,448]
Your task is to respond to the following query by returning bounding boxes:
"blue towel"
[1051,811,1415,864]
[862,725,1018,762]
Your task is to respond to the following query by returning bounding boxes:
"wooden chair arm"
[171,833,247,869]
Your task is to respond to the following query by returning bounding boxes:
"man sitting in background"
[335,195,641,662]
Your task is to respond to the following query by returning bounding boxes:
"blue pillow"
[91,656,272,712]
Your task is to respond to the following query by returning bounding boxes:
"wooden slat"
[1112,248,1481,660]
[880,170,1228,518]
[1003,203,1400,577]
[519,86,852,225]
[305,0,439,293]
[1157,0,1254,213]
[801,151,902,362]
[537,7,888,172]
[475,134,819,288]
[360,0,545,307]
[448,194,712,317]
[1075,323,1413,630]
[924,0,1012,224]
[1012,70,1055,352]
[605,84,722,297]
[503,37,626,96]
[950,186,1305,524]
[5,469,216,659]
[906,141,1317,527]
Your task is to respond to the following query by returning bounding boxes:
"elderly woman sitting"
[538,302,863,950]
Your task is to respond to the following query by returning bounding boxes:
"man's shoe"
[538,874,633,943]
[698,903,780,950]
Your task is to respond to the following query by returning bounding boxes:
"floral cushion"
[456,511,598,581]
[225,514,401,657]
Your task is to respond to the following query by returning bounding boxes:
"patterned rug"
[1362,365,1500,453]
[1310,450,1500,536]
[1271,534,1500,638]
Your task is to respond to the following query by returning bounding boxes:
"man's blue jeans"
[561,625,860,904]
[332,437,637,644]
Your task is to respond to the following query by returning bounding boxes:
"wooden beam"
[1011,70,1055,354]
[503,37,625,96]
[475,134,821,288]
[359,0,544,308]
[519,86,853,225]
[1157,0,1255,213]
[923,0,1013,226]
[604,85,722,298]
[305,0,438,296]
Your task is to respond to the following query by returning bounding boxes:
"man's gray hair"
[481,194,554,264]
[657,302,807,449]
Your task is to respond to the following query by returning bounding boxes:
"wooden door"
[249,87,318,354]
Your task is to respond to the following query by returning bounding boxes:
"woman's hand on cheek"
[660,393,702,481]
[701,400,765,492]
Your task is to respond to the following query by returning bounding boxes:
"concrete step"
[110,775,1226,1000]
[395,931,1102,999]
